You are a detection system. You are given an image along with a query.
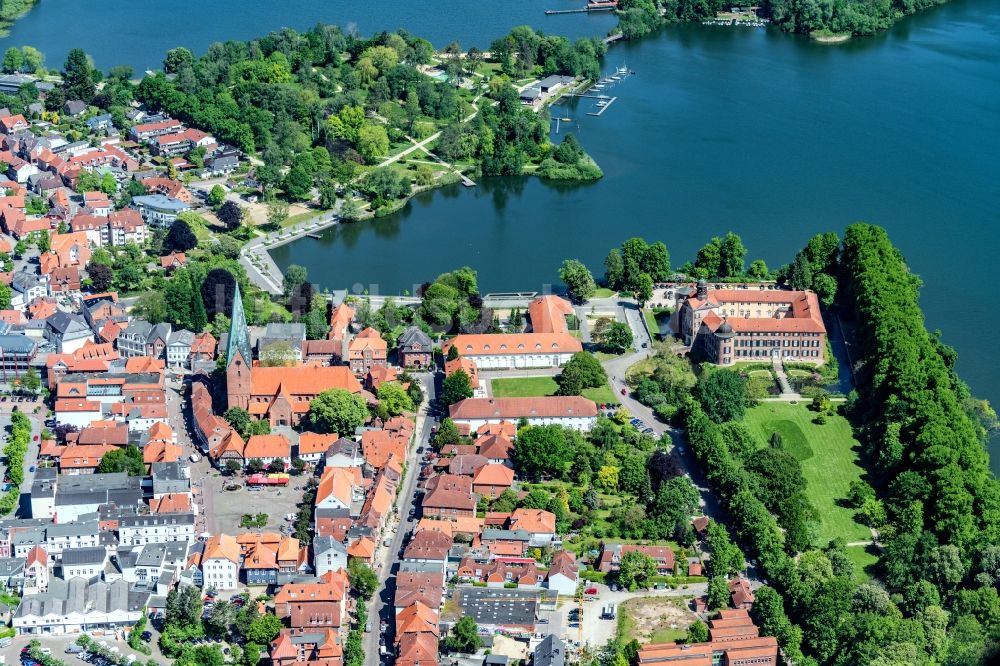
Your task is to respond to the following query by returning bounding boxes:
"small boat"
[611,75,620,80]
[596,100,608,107]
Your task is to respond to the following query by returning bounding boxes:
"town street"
[363,372,438,663]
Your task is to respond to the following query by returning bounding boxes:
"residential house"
[117,319,171,358]
[62,101,87,116]
[347,327,387,377]
[394,571,445,613]
[165,329,194,369]
[45,312,93,354]
[401,530,452,573]
[397,326,433,368]
[478,433,514,466]
[59,547,107,582]
[297,433,339,466]
[510,508,557,546]
[119,513,195,547]
[596,544,675,576]
[422,473,476,518]
[273,569,349,629]
[472,464,515,499]
[545,550,578,596]
[312,536,348,579]
[200,534,240,591]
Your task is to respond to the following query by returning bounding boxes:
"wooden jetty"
[586,96,618,116]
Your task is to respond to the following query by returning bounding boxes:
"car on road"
[28,465,35,472]
[620,388,627,396]
[141,632,152,642]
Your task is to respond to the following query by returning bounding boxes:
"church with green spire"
[226,282,253,411]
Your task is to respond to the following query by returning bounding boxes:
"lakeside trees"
[614,0,954,39]
[674,223,1000,665]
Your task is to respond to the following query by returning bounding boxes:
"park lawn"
[592,288,617,298]
[582,385,619,405]
[845,545,880,582]
[490,376,618,404]
[491,376,559,397]
[744,402,871,544]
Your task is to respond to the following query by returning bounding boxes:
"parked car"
[585,587,598,595]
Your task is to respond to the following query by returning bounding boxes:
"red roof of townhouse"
[511,508,556,534]
[449,396,597,421]
[59,444,114,470]
[361,429,406,469]
[243,434,291,460]
[299,432,339,457]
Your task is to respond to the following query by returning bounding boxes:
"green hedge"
[580,570,607,582]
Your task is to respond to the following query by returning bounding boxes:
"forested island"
[616,0,956,39]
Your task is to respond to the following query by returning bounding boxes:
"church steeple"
[226,282,252,411]
[226,282,252,369]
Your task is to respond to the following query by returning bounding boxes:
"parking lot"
[0,632,161,666]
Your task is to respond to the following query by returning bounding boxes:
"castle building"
[673,281,827,366]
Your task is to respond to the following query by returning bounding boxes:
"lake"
[4,0,999,464]
[271,0,1000,465]
[0,0,616,71]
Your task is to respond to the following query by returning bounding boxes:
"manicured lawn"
[744,402,871,544]
[491,376,559,397]
[582,385,619,405]
[592,288,617,298]
[845,545,880,581]
[490,376,618,404]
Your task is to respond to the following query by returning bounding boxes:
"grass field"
[490,376,618,405]
[744,402,871,544]
[592,288,617,298]
[845,545,880,581]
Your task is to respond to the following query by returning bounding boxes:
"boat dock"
[545,1,618,13]
[586,96,617,116]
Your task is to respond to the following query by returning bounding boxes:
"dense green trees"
[618,550,657,591]
[555,352,606,396]
[63,48,95,102]
[615,0,952,40]
[603,237,670,292]
[693,370,747,423]
[163,217,198,254]
[559,259,597,302]
[307,388,368,434]
[441,369,473,406]
[97,446,145,475]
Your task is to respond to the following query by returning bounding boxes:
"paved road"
[363,372,438,663]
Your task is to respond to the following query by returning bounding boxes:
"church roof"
[226,282,252,367]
